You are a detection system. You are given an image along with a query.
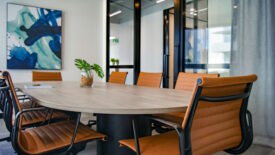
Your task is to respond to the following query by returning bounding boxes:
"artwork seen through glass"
[7,3,62,70]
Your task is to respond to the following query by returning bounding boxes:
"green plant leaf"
[74,59,92,72]
[92,63,104,79]
[75,59,104,79]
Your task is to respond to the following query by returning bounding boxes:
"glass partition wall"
[108,0,135,84]
[106,0,232,86]
[106,0,177,86]
[184,0,232,76]
[140,0,174,87]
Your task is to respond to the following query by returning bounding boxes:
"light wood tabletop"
[16,82,193,115]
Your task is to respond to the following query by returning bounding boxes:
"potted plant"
[110,58,120,72]
[74,59,104,87]
[111,58,116,65]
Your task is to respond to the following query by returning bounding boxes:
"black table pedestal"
[96,114,151,155]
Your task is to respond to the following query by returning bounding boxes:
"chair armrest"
[12,107,49,148]
[17,95,32,101]
[148,116,187,155]
[150,117,182,130]
[15,88,22,92]
[0,86,10,91]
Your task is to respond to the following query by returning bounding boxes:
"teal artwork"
[7,3,62,70]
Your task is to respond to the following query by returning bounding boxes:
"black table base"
[96,114,151,155]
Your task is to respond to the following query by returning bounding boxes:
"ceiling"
[110,0,208,24]
[110,0,174,23]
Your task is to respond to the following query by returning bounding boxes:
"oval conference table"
[16,81,193,155]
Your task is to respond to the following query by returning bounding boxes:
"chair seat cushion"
[19,120,105,154]
[153,111,185,124]
[120,131,179,155]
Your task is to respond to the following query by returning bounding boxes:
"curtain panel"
[231,0,275,148]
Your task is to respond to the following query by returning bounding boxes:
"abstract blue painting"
[7,3,62,70]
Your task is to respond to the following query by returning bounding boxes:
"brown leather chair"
[137,72,162,88]
[32,71,62,82]
[0,72,67,133]
[109,71,128,84]
[154,72,219,127]
[2,71,105,154]
[120,75,257,155]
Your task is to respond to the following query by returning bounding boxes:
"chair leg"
[132,119,141,155]
[65,112,81,153]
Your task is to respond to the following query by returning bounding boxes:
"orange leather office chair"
[153,72,219,131]
[137,72,162,88]
[32,71,62,81]
[0,72,67,132]
[2,71,105,154]
[109,71,128,84]
[120,75,257,155]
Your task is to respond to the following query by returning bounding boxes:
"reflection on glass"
[184,0,232,76]
[110,0,134,65]
[108,1,135,85]
[140,0,174,73]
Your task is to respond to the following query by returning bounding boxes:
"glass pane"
[185,0,232,76]
[110,0,134,65]
[140,0,174,72]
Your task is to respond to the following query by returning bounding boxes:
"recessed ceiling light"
[193,13,197,16]
[233,5,238,9]
[110,10,122,17]
[190,8,195,11]
[156,0,165,3]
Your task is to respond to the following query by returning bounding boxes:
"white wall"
[141,11,163,73]
[0,0,106,82]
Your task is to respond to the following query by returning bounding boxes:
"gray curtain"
[231,0,275,148]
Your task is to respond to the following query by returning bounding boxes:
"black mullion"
[174,0,186,87]
[193,0,198,73]
[134,0,141,85]
[163,9,170,88]
[106,0,110,82]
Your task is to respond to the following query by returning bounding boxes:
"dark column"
[96,114,151,155]
[174,0,186,87]
[106,0,110,82]
[134,0,141,85]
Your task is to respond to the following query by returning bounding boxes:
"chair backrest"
[137,72,162,88]
[32,71,62,82]
[0,78,5,112]
[182,75,257,154]
[109,72,128,84]
[175,72,219,91]
[1,72,20,132]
